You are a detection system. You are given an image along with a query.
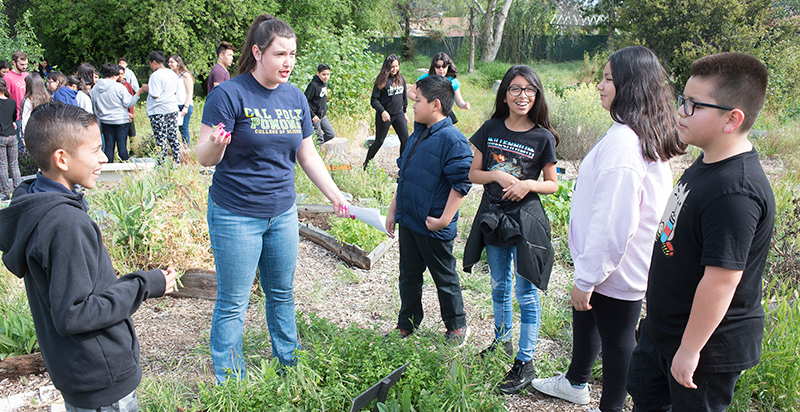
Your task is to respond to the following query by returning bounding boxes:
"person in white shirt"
[146,51,181,164]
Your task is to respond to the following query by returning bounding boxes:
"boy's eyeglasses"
[677,95,733,116]
[507,86,538,97]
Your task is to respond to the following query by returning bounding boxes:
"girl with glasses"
[463,65,559,394]
[531,46,685,412]
[408,52,470,125]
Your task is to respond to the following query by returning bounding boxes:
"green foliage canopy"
[615,0,800,118]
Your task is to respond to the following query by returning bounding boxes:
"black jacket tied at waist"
[463,193,554,291]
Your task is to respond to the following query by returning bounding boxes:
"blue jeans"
[101,123,130,162]
[207,199,300,383]
[178,104,194,146]
[486,244,540,362]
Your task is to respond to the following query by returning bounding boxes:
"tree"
[0,4,44,64]
[616,0,796,87]
[26,0,269,79]
[393,0,442,60]
[480,0,514,62]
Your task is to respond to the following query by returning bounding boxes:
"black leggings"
[364,111,408,167]
[566,292,642,412]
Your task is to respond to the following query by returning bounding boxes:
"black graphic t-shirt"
[644,149,775,372]
[469,118,557,205]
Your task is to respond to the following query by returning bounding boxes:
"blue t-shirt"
[202,73,314,218]
[416,73,461,91]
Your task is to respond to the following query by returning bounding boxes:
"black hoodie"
[304,74,328,119]
[0,180,166,408]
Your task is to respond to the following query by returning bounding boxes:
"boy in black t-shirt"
[627,53,775,411]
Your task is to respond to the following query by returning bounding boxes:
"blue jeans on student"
[486,244,540,362]
[207,198,300,383]
[178,104,194,146]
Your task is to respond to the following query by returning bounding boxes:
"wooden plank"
[170,268,217,300]
[299,223,372,269]
[297,204,335,214]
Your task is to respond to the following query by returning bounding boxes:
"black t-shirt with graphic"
[644,148,775,373]
[469,118,557,206]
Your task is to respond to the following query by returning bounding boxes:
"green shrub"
[189,313,507,411]
[17,146,38,177]
[764,172,800,290]
[550,82,612,161]
[542,180,574,265]
[730,280,800,411]
[292,27,382,119]
[0,268,38,359]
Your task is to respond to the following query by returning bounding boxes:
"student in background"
[304,63,335,146]
[364,54,409,169]
[207,41,234,94]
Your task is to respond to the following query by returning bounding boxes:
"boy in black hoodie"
[304,63,336,146]
[0,102,177,411]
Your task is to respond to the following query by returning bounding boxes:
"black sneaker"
[479,340,513,359]
[497,359,535,394]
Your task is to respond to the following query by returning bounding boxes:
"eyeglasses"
[434,64,447,69]
[677,95,733,116]
[507,85,538,97]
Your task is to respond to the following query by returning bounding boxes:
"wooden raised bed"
[297,204,395,270]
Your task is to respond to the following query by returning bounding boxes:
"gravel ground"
[2,137,724,412]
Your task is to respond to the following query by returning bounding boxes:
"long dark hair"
[491,65,559,146]
[237,15,296,76]
[607,46,685,161]
[374,54,403,89]
[428,52,458,78]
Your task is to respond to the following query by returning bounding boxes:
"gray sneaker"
[531,372,591,404]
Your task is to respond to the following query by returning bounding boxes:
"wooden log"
[0,352,46,379]
[321,137,348,156]
[298,222,395,270]
[171,268,218,300]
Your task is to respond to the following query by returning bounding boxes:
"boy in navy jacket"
[385,75,472,343]
[0,102,177,411]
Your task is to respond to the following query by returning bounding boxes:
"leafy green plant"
[541,180,574,265]
[0,269,38,359]
[328,216,386,252]
[730,280,800,411]
[191,312,508,411]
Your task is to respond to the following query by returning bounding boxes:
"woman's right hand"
[210,123,231,146]
[381,110,391,122]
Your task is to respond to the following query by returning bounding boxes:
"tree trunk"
[469,7,476,73]
[480,0,497,62]
[482,0,514,62]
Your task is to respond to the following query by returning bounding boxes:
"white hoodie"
[569,122,673,301]
[90,79,139,125]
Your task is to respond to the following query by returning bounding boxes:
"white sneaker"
[531,372,591,404]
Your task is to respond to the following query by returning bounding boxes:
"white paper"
[348,206,388,234]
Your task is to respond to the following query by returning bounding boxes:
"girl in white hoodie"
[532,46,686,412]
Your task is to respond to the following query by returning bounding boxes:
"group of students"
[0,13,775,412]
[371,45,773,412]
